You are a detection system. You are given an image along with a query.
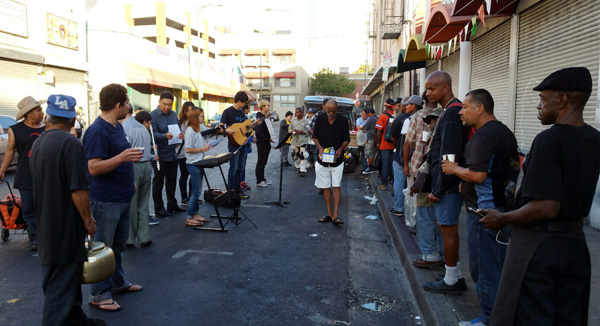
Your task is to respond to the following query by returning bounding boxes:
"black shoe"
[167,206,186,213]
[81,318,107,326]
[140,241,152,248]
[180,198,189,206]
[390,209,405,217]
[149,218,160,226]
[198,199,203,204]
[299,172,306,177]
[29,242,38,251]
[423,279,464,296]
[434,274,467,291]
[155,209,172,217]
[126,243,135,248]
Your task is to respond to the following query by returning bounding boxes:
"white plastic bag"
[403,188,416,227]
[357,130,367,146]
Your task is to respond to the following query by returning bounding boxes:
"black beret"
[533,67,592,93]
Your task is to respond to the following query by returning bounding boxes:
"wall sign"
[0,0,28,38]
[47,13,78,50]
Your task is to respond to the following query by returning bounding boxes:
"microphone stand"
[264,133,292,208]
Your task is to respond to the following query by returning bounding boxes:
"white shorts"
[314,162,344,188]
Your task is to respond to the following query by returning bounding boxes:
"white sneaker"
[266,180,272,185]
[257,181,268,187]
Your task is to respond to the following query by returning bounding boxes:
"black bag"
[372,150,381,171]
[413,155,432,193]
[203,189,240,208]
[383,112,394,143]
[343,154,356,174]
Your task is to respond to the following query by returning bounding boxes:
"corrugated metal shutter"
[0,60,39,116]
[442,50,460,97]
[426,60,438,79]
[515,0,599,152]
[44,67,86,112]
[471,20,511,125]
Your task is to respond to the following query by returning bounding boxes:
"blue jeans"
[227,145,248,193]
[466,209,510,324]
[416,205,443,261]
[434,192,463,225]
[380,149,394,185]
[19,188,36,243]
[359,146,367,171]
[89,200,131,303]
[392,161,406,212]
[186,164,203,218]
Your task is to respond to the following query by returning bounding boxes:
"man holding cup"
[422,71,470,296]
[441,89,518,326]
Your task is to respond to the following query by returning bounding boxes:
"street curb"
[367,174,440,326]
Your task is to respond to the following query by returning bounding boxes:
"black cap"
[533,67,592,93]
[393,97,403,105]
[367,107,376,114]
[384,98,395,107]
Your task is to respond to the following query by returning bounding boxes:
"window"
[273,95,295,102]
[281,103,295,107]
[277,55,292,64]
[246,79,269,88]
[275,78,295,87]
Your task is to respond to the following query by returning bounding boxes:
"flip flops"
[333,218,344,225]
[318,215,332,223]
[90,300,121,312]
[185,219,203,227]
[193,215,210,223]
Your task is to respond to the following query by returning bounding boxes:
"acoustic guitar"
[227,113,271,146]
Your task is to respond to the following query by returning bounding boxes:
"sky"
[177,0,373,72]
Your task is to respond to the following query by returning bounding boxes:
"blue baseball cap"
[308,108,316,113]
[46,94,77,118]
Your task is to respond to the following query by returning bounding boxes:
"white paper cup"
[134,147,145,155]
[389,118,394,124]
[422,131,431,142]
[446,154,456,162]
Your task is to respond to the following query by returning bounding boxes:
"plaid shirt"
[405,107,435,176]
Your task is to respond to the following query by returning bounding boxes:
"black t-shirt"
[461,120,518,209]
[312,113,350,167]
[10,122,45,189]
[31,129,90,265]
[220,106,247,146]
[518,124,600,221]
[430,99,469,198]
[390,112,411,164]
[255,112,269,142]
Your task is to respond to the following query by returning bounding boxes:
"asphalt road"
[0,126,422,326]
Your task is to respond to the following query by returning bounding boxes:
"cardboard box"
[322,152,336,163]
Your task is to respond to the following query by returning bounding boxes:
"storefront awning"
[245,90,257,101]
[125,63,195,91]
[452,0,519,16]
[397,49,426,72]
[424,3,471,44]
[246,72,269,79]
[272,49,295,55]
[361,65,397,96]
[201,81,222,97]
[217,85,237,98]
[404,34,429,62]
[219,49,241,56]
[245,49,269,55]
[274,72,296,78]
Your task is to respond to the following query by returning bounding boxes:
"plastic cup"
[422,131,431,142]
[134,147,145,156]
[446,154,455,162]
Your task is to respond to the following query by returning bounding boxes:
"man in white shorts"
[312,100,350,225]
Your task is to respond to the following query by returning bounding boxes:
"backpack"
[503,149,525,211]
[383,111,394,143]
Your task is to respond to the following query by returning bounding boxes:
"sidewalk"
[367,173,600,326]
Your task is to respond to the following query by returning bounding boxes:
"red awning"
[452,0,519,16]
[245,90,257,101]
[274,72,296,78]
[424,3,471,44]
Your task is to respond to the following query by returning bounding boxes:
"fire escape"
[381,0,403,39]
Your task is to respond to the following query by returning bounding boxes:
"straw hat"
[16,96,46,120]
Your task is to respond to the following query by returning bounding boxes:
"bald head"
[324,99,338,120]
[425,71,454,107]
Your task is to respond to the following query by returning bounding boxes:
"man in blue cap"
[480,67,600,325]
[31,94,105,326]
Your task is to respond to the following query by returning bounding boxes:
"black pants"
[42,262,86,326]
[255,140,271,183]
[177,158,192,199]
[152,160,178,211]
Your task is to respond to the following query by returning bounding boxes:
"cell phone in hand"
[468,207,485,219]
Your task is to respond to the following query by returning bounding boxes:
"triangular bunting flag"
[486,0,492,14]
[448,40,452,56]
[478,4,486,27]
[454,35,458,52]
[471,22,478,38]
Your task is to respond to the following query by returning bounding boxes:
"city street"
[0,130,422,326]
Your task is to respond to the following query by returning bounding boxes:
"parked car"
[209,114,222,128]
[0,115,18,167]
[269,112,279,122]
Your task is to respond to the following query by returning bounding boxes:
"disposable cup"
[446,154,455,162]
[134,147,145,155]
[422,131,431,142]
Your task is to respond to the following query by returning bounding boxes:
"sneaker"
[149,218,160,226]
[299,172,306,177]
[459,318,486,326]
[181,197,189,206]
[257,181,268,187]
[362,168,377,174]
[266,180,272,185]
[434,274,467,291]
[28,242,38,251]
[422,279,464,296]
[236,192,250,199]
[390,209,404,217]
[240,182,251,191]
[379,185,387,190]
